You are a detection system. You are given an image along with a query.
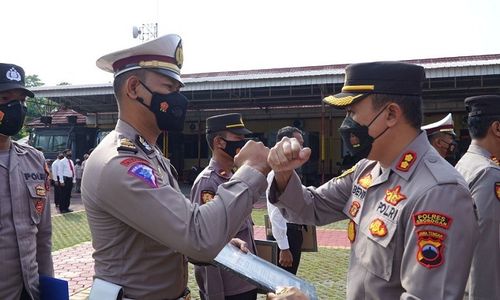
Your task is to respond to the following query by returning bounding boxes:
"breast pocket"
[355,216,398,281]
[26,181,48,225]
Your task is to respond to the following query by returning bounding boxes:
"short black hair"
[467,115,499,139]
[371,94,423,129]
[206,131,229,150]
[113,69,148,100]
[276,126,303,141]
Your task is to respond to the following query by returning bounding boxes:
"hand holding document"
[213,243,318,300]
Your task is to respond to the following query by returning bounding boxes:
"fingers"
[229,238,249,253]
[268,137,309,172]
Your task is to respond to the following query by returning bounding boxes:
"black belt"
[287,223,304,231]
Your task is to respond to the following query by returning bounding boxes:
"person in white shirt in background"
[74,159,83,193]
[266,126,305,274]
[58,149,75,213]
[50,152,64,208]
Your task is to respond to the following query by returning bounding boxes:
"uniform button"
[428,157,437,163]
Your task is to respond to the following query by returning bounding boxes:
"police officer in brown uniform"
[267,61,479,299]
[82,34,270,299]
[455,95,500,300]
[0,63,53,300]
[190,113,258,300]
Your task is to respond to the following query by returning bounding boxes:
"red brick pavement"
[55,226,350,297]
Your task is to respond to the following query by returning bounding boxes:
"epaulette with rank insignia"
[335,165,356,180]
[117,137,138,153]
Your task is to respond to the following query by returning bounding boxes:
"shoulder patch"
[413,212,452,229]
[201,190,215,204]
[128,163,158,188]
[336,165,356,180]
[117,137,137,154]
[416,230,446,269]
[120,157,151,167]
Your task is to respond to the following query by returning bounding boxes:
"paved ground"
[50,185,350,299]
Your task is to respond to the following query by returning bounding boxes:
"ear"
[386,103,401,127]
[491,120,500,138]
[213,135,225,148]
[125,76,142,100]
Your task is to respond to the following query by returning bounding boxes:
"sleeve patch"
[200,190,215,204]
[128,163,158,188]
[120,157,151,167]
[416,230,446,269]
[413,212,452,229]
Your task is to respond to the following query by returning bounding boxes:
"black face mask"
[138,81,188,132]
[0,100,27,136]
[221,138,246,158]
[338,105,389,159]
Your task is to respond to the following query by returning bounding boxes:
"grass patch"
[252,208,349,230]
[52,211,91,251]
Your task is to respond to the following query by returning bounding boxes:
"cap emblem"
[6,67,22,82]
[175,42,183,68]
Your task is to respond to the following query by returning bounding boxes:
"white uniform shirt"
[51,159,61,182]
[266,172,289,250]
[58,157,75,183]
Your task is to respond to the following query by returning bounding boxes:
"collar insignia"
[201,190,215,204]
[117,137,137,153]
[136,135,154,155]
[357,173,372,189]
[384,185,407,206]
[495,182,500,201]
[397,151,417,172]
[369,218,388,237]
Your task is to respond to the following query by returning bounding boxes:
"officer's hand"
[229,238,249,253]
[234,140,271,176]
[268,137,311,173]
[279,249,293,267]
[267,286,309,300]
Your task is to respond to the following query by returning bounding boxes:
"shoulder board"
[423,157,459,185]
[336,165,356,180]
[117,137,138,153]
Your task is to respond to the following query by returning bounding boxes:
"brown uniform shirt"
[269,132,478,299]
[456,143,500,300]
[82,120,267,299]
[190,158,257,299]
[0,141,53,300]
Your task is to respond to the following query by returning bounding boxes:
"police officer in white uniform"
[82,34,270,299]
[267,61,479,299]
[0,63,53,300]
[455,95,500,300]
[422,113,457,159]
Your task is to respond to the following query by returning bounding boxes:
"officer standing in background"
[267,61,478,299]
[455,95,500,300]
[421,113,457,159]
[82,34,270,299]
[51,152,64,208]
[190,113,258,300]
[0,63,53,300]
[58,149,75,213]
[267,126,305,275]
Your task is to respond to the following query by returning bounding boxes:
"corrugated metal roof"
[31,53,500,94]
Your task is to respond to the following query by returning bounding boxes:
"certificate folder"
[39,275,69,300]
[213,244,318,300]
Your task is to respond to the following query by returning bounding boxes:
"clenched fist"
[234,140,271,176]
[268,137,311,173]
